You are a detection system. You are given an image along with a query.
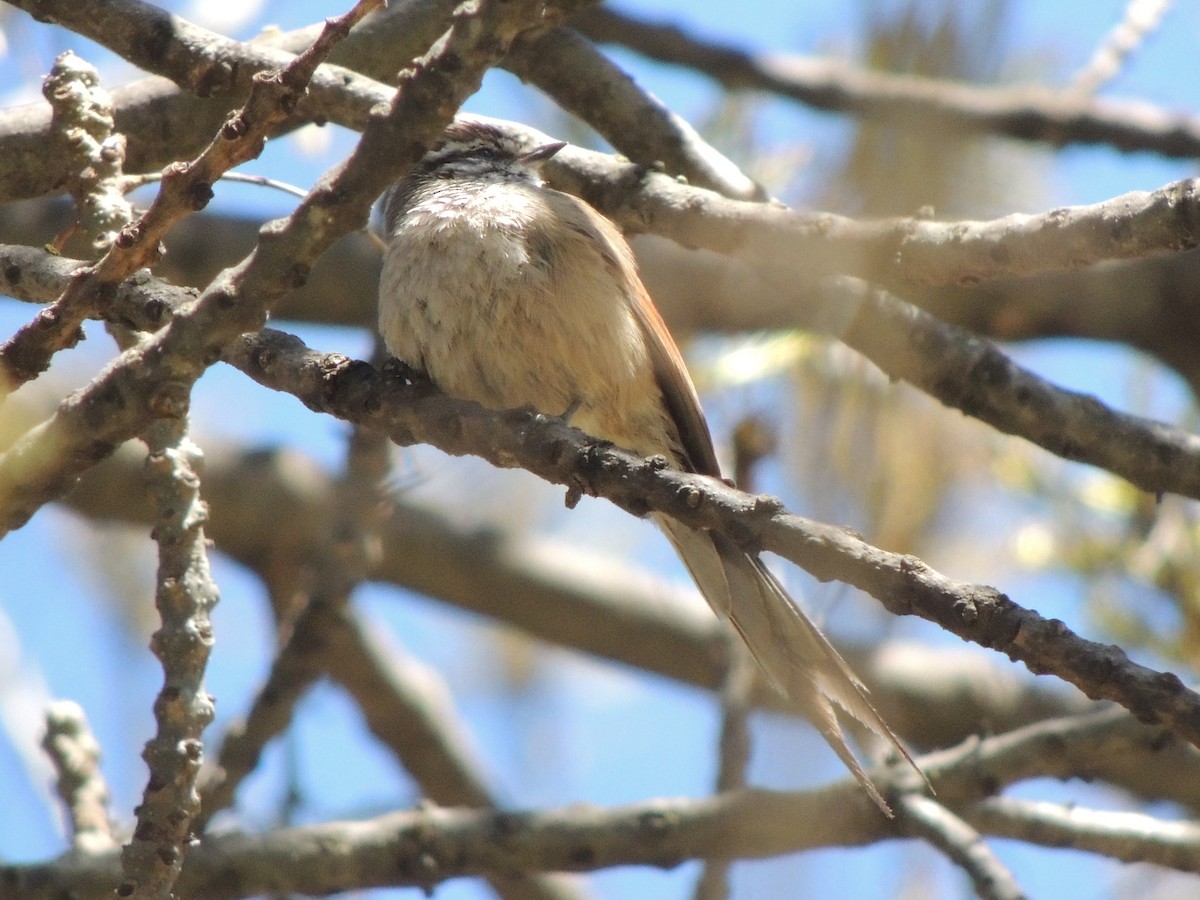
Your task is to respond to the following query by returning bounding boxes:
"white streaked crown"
[420,121,541,182]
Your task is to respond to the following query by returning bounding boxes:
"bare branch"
[119,424,217,900]
[571,6,1200,160]
[549,145,1200,289]
[54,431,1200,808]
[0,0,562,538]
[3,703,1192,900]
[829,277,1200,499]
[39,52,131,254]
[0,789,883,899]
[897,793,1026,900]
[325,610,588,900]
[195,591,330,830]
[1069,0,1175,96]
[225,328,1200,750]
[967,796,1200,873]
[41,701,114,854]
[693,639,755,900]
[506,26,765,200]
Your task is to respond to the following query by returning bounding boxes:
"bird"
[377,119,920,814]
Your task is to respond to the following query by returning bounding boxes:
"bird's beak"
[520,140,567,167]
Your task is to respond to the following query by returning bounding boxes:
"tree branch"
[830,277,1200,499]
[0,0,562,537]
[548,145,1200,289]
[40,701,114,855]
[225,327,1200,750]
[897,793,1026,900]
[0,789,880,900]
[505,25,765,200]
[3,237,1196,752]
[967,796,1200,872]
[571,6,1200,160]
[4,705,1193,898]
[53,431,1200,808]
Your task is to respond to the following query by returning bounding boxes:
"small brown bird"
[378,120,917,813]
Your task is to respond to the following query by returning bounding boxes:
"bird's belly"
[379,219,672,455]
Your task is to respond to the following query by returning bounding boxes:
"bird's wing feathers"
[558,195,721,478]
[553,187,921,814]
[660,514,922,814]
[624,278,722,477]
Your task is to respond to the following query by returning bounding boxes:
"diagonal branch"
[897,793,1026,900]
[827,277,1200,499]
[0,0,565,538]
[571,6,1200,160]
[224,328,1200,751]
[505,25,765,200]
[0,0,383,399]
[3,242,1198,748]
[52,430,1200,809]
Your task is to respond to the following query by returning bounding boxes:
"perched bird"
[378,120,918,813]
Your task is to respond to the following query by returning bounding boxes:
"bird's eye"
[475,146,498,160]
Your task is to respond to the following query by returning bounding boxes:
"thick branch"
[4,705,1192,899]
[224,329,1200,750]
[0,789,882,900]
[3,231,1196,751]
[831,278,1200,498]
[548,146,1200,289]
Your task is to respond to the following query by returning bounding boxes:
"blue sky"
[2,1,1200,898]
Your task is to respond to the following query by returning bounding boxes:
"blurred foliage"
[823,0,1016,217]
[692,0,1200,682]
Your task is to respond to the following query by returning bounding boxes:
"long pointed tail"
[657,515,924,815]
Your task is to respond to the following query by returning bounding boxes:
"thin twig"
[1069,0,1175,96]
[897,793,1027,900]
[326,608,588,900]
[122,170,310,201]
[0,0,557,539]
[41,701,115,855]
[571,6,1200,160]
[693,637,756,900]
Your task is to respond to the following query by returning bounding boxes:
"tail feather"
[657,515,926,816]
